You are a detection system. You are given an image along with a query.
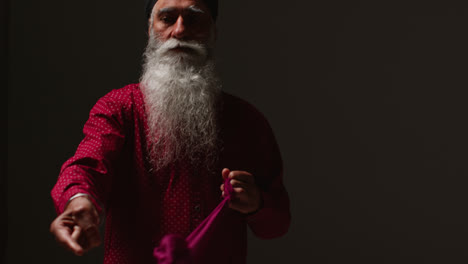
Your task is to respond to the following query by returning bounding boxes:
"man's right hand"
[50,196,102,256]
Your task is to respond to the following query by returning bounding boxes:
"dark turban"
[145,0,218,21]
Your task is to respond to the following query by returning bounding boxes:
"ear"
[147,4,157,37]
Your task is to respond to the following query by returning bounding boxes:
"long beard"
[140,34,221,171]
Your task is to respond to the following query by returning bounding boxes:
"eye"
[159,14,177,25]
[184,13,199,25]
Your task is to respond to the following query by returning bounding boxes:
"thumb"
[54,223,84,256]
[70,226,85,256]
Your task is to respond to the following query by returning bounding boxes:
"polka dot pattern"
[50,84,290,264]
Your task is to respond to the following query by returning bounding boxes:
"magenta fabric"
[153,234,191,264]
[51,84,290,264]
[153,177,234,264]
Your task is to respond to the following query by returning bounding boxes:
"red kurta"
[51,84,290,264]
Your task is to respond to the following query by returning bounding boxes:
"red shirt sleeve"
[220,93,291,239]
[51,89,128,214]
[246,163,290,239]
[246,120,291,239]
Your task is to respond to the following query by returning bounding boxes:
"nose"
[171,16,186,39]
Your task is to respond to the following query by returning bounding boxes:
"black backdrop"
[6,1,468,263]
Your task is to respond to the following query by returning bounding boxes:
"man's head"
[147,0,217,44]
[146,0,218,21]
[145,0,218,68]
[140,0,221,171]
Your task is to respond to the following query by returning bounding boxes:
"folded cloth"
[153,177,234,264]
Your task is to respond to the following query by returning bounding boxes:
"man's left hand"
[220,168,262,214]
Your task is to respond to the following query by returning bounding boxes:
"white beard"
[140,33,221,171]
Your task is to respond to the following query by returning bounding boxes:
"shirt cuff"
[57,186,103,214]
[67,193,91,206]
[66,192,104,225]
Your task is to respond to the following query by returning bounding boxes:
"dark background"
[6,0,468,263]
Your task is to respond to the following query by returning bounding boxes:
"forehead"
[154,0,208,11]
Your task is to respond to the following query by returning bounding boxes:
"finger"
[233,187,246,194]
[71,225,81,241]
[226,188,246,202]
[222,168,230,180]
[229,171,254,183]
[61,226,84,256]
[230,179,248,188]
[61,219,76,226]
[72,225,93,255]
[51,217,83,256]
[71,219,101,252]
[83,226,102,248]
[220,183,224,191]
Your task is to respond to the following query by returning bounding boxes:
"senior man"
[50,0,290,263]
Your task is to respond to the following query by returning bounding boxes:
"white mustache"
[157,39,207,57]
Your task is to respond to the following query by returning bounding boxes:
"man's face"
[150,0,215,47]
